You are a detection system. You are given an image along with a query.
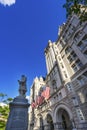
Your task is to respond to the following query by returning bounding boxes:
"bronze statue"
[18,75,27,97]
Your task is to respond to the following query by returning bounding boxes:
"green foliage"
[0,93,13,104]
[0,121,6,130]
[0,106,9,118]
[0,105,9,130]
[0,93,13,130]
[63,0,87,21]
[0,93,7,102]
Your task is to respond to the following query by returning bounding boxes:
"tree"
[63,0,87,22]
[0,93,13,130]
[0,106,9,130]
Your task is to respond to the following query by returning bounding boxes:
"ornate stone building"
[29,77,46,130]
[29,14,87,130]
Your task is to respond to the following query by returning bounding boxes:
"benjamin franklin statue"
[18,75,27,97]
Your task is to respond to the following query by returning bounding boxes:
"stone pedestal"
[6,96,30,130]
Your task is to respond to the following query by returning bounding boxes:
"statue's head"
[21,75,27,82]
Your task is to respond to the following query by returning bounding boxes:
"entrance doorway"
[40,117,44,130]
[57,109,72,130]
[47,114,54,130]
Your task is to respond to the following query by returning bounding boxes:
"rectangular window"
[71,51,77,58]
[63,71,68,78]
[83,71,87,77]
[65,47,72,54]
[76,60,83,68]
[77,76,85,86]
[58,92,62,100]
[76,108,85,122]
[84,50,87,58]
[71,64,78,72]
[66,83,73,92]
[67,55,73,63]
[72,97,78,106]
[60,63,64,68]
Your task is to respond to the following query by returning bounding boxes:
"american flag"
[31,102,36,108]
[45,87,50,99]
[41,90,45,97]
[37,96,44,105]
[41,86,50,99]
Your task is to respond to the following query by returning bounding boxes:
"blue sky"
[0,0,66,98]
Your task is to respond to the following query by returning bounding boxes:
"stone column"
[5,75,30,130]
[49,46,55,65]
[70,119,77,130]
[45,54,50,74]
[49,50,53,70]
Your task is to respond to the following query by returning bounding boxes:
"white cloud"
[0,102,8,107]
[0,0,16,6]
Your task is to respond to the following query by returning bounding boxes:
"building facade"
[29,14,87,130]
[29,77,46,130]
